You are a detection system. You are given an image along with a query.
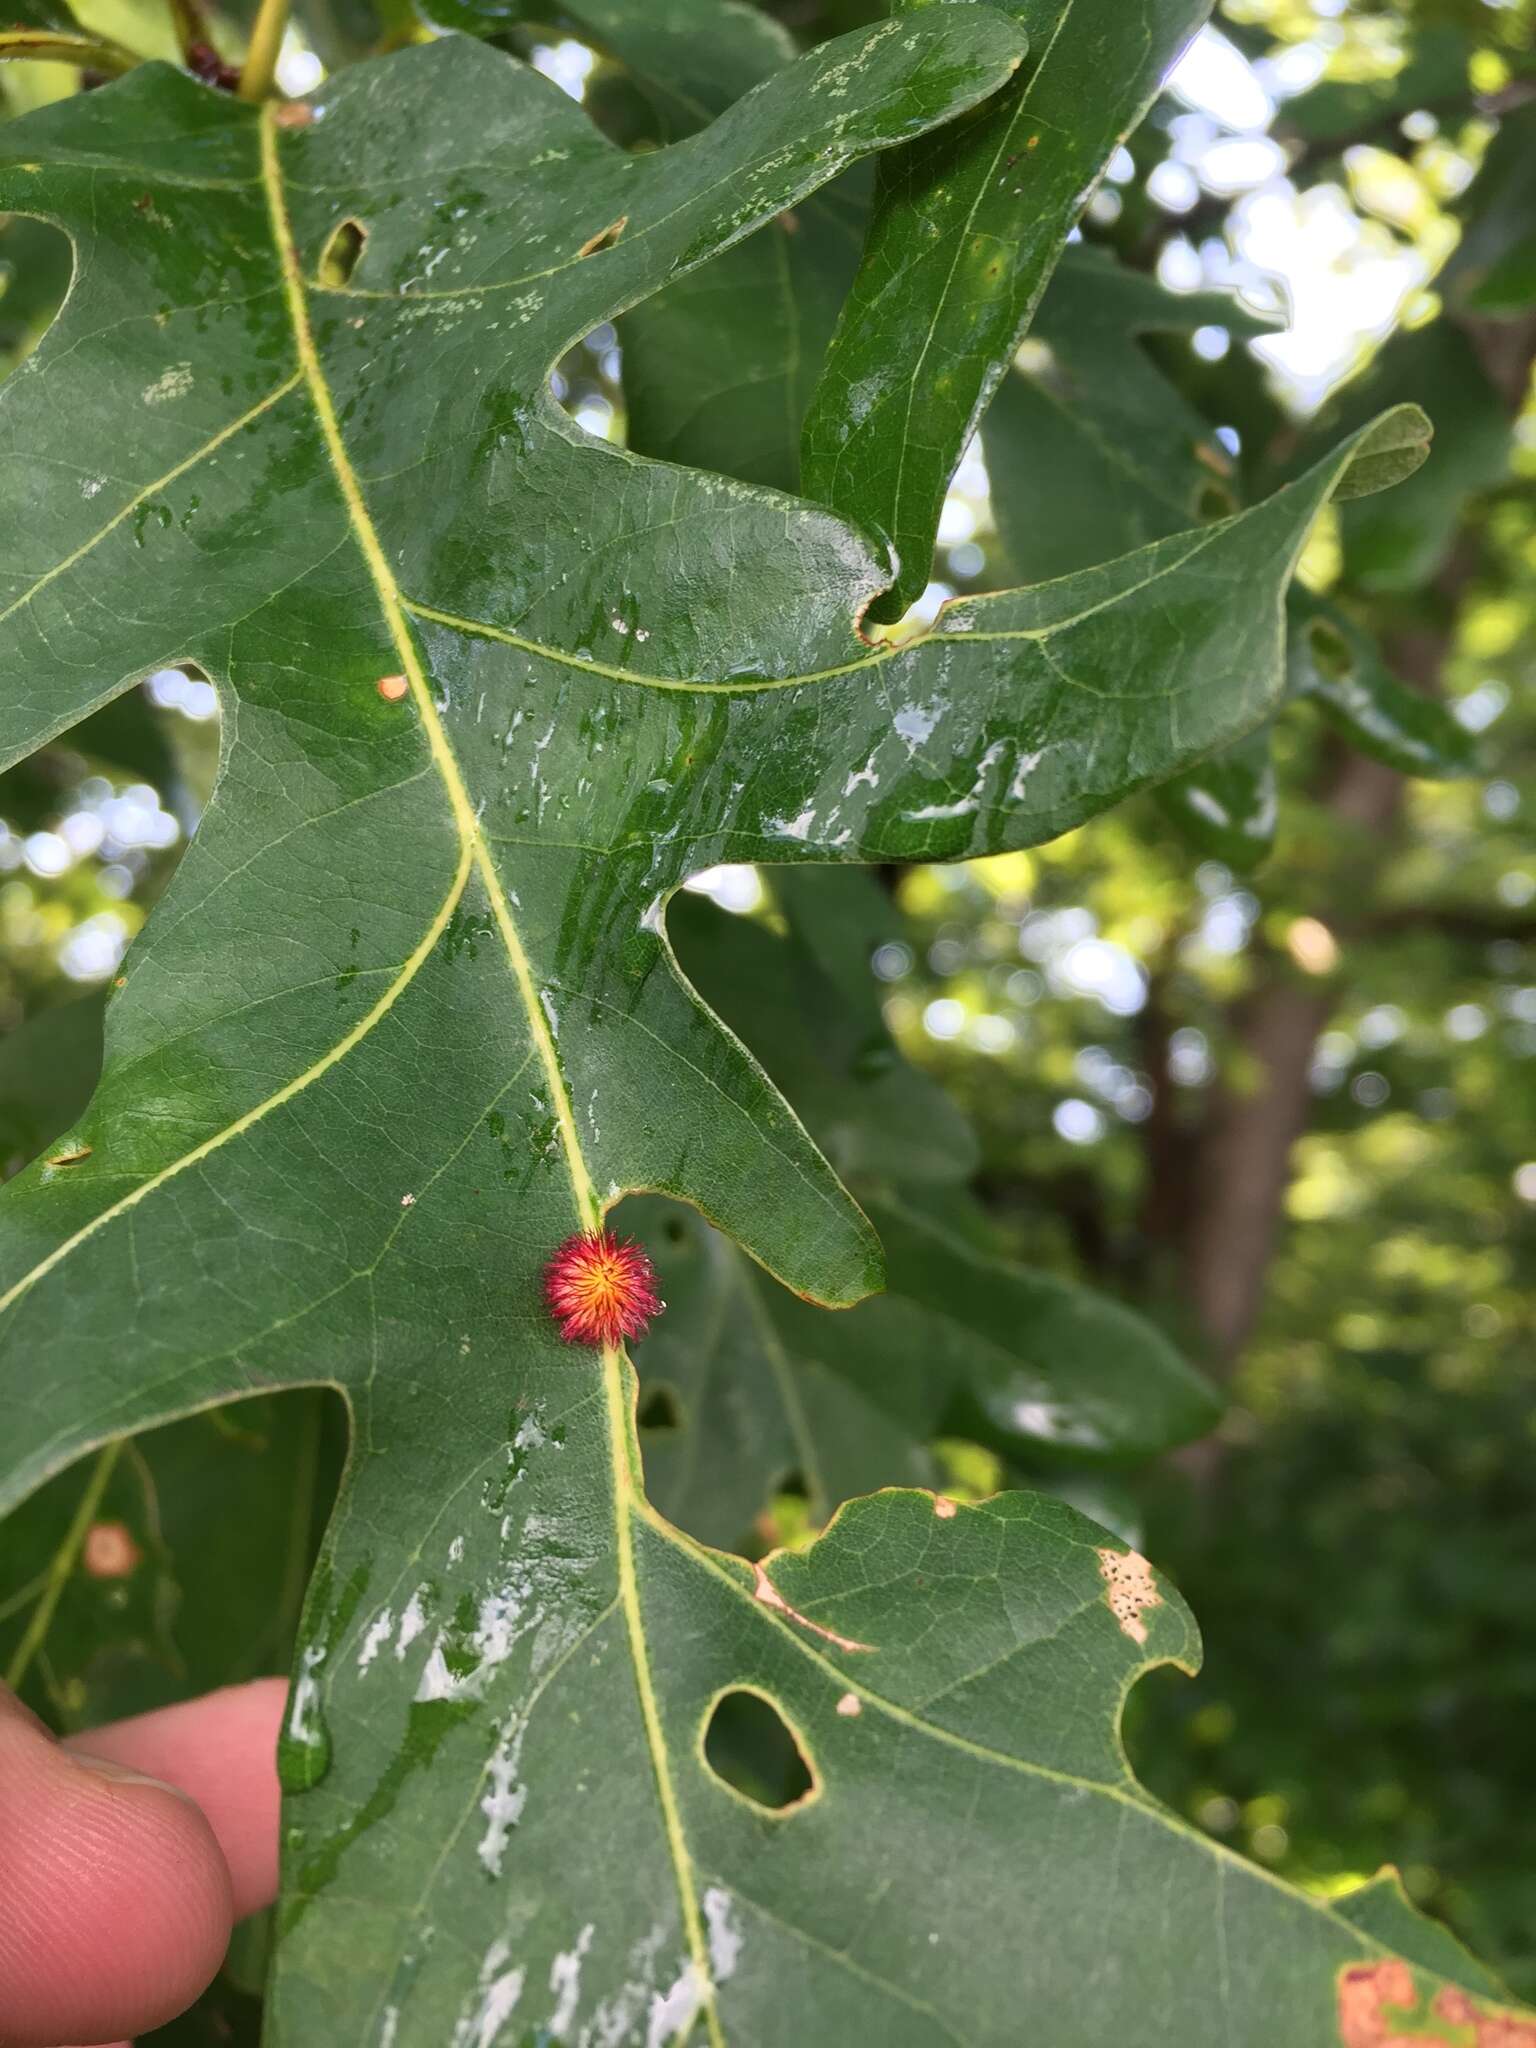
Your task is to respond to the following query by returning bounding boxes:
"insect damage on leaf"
[1338,1960,1536,2046]
[750,1560,872,1653]
[543,1228,661,1347]
[1097,1545,1161,1645]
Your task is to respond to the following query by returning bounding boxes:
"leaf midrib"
[256,106,724,2046]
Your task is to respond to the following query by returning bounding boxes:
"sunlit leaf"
[803,0,1209,621]
[0,24,1458,2035]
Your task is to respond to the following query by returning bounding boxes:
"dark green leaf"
[1288,587,1477,780]
[669,875,976,1186]
[421,0,797,146]
[603,0,869,495]
[634,1190,1220,1546]
[1444,102,1536,317]
[0,991,102,1176]
[0,1392,331,1722]
[1156,725,1277,871]
[803,0,1209,621]
[624,173,868,492]
[984,246,1273,585]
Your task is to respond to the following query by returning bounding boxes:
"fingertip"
[66,1678,286,1920]
[0,1707,233,2047]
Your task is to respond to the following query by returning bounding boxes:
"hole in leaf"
[637,1383,683,1433]
[1195,481,1235,522]
[0,670,217,1176]
[703,1689,815,1812]
[576,214,627,258]
[318,218,367,289]
[1307,618,1356,682]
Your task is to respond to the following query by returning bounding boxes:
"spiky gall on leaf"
[543,1229,662,1348]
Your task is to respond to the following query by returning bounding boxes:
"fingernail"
[69,1749,198,1803]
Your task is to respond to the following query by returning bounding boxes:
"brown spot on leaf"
[272,101,314,129]
[1338,1963,1536,2047]
[1445,1990,1536,2047]
[932,1495,958,1519]
[376,674,408,702]
[47,1142,91,1167]
[1338,1961,1414,2046]
[1097,1546,1160,1645]
[751,1564,873,1654]
[83,1520,141,1579]
[835,1692,861,1717]
[577,215,627,258]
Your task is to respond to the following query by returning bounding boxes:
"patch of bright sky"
[531,41,596,100]
[1161,24,1444,413]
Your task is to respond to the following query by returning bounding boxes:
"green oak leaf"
[598,0,868,496]
[982,255,1466,866]
[1153,722,1278,870]
[1286,587,1477,781]
[0,991,102,1175]
[632,1190,1220,1548]
[803,0,1210,622]
[668,876,976,1189]
[633,879,1213,1546]
[420,0,799,148]
[983,246,1276,588]
[0,23,1454,2038]
[1443,102,1536,318]
[0,1390,331,1721]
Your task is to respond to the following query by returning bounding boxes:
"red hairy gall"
[543,1229,662,1348]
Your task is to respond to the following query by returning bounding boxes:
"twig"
[5,1441,124,1694]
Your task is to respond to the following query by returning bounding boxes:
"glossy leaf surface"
[0,23,1471,2041]
[634,880,1214,1545]
[635,1188,1220,1546]
[803,0,1209,620]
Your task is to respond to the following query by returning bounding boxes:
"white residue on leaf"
[540,988,560,1036]
[142,362,193,405]
[902,739,1007,823]
[448,1535,465,1566]
[1011,746,1046,797]
[702,1887,742,1985]
[844,752,880,796]
[548,1921,594,2036]
[894,698,946,751]
[453,1940,525,2048]
[477,1719,529,1877]
[378,2006,399,2048]
[766,807,816,841]
[585,1924,668,2047]
[80,477,104,499]
[395,1585,430,1660]
[356,1607,394,1672]
[286,1642,325,1748]
[645,1962,706,2048]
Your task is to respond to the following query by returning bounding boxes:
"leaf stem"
[0,29,139,72]
[236,0,290,102]
[5,1441,123,1695]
